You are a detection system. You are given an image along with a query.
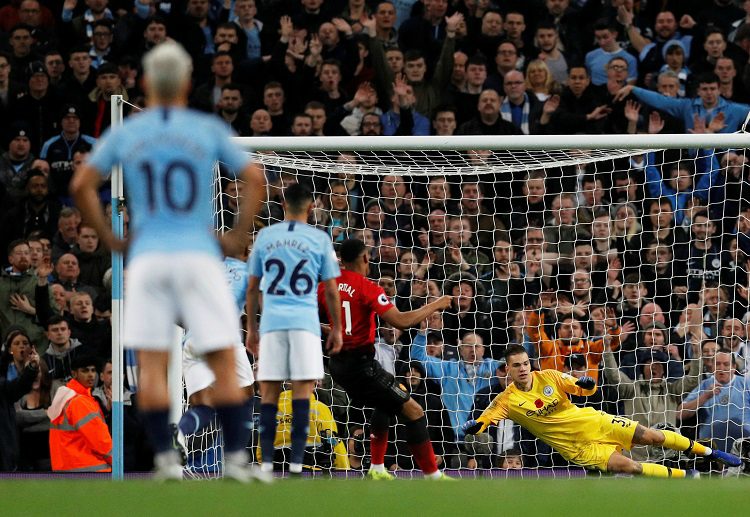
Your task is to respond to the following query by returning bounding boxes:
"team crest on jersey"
[377,294,390,305]
[543,385,554,397]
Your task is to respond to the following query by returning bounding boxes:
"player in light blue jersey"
[246,183,343,476]
[70,42,266,482]
[180,251,256,440]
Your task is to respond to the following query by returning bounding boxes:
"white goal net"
[182,134,750,477]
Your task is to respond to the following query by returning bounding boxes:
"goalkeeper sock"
[142,409,172,454]
[661,430,712,456]
[259,403,277,466]
[216,403,250,454]
[178,405,216,436]
[640,463,686,478]
[290,398,310,469]
[405,416,438,475]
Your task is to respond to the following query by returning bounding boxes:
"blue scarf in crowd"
[500,93,530,135]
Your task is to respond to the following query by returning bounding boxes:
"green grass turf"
[3,478,747,516]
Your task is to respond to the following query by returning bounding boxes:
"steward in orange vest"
[48,355,112,472]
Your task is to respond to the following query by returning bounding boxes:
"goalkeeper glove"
[576,376,596,390]
[462,419,482,435]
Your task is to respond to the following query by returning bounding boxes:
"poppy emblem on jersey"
[534,399,544,408]
[543,385,553,397]
[377,294,390,305]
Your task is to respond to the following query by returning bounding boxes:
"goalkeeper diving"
[462,344,742,477]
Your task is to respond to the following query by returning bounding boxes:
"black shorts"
[329,350,410,415]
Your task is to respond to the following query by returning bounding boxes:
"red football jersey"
[317,269,394,352]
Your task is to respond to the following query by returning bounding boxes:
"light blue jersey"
[224,256,250,313]
[86,107,251,260]
[249,221,340,336]
[183,256,248,348]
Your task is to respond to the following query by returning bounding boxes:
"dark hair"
[46,314,67,329]
[10,23,33,35]
[426,332,444,345]
[68,44,91,57]
[536,20,557,32]
[212,50,233,63]
[305,100,325,111]
[283,183,313,214]
[293,112,313,123]
[593,19,616,33]
[220,82,243,94]
[504,344,527,362]
[7,238,28,256]
[696,72,720,86]
[93,19,113,31]
[340,238,367,263]
[467,53,487,68]
[71,354,99,371]
[217,21,238,33]
[145,14,167,27]
[0,328,33,377]
[321,58,342,70]
[404,49,423,63]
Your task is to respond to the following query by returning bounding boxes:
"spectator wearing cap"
[12,61,63,154]
[82,62,128,137]
[40,104,96,200]
[658,40,689,97]
[0,122,36,202]
[603,344,699,461]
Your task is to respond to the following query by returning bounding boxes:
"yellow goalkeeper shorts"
[568,413,638,472]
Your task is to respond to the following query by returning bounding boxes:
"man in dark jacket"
[456,89,522,135]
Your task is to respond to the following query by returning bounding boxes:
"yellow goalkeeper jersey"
[477,369,607,460]
[256,391,350,470]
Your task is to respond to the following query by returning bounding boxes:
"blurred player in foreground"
[246,183,342,479]
[70,41,265,481]
[318,238,453,479]
[462,344,743,477]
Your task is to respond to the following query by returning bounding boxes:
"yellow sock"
[640,463,686,478]
[661,430,709,456]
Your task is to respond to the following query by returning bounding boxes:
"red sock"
[370,428,388,465]
[408,440,438,475]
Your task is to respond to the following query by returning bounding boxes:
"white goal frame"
[109,94,750,478]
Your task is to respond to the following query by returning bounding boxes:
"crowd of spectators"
[2,0,750,474]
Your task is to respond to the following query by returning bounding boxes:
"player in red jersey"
[317,238,452,479]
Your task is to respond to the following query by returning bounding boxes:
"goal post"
[109,85,750,477]
[208,132,749,475]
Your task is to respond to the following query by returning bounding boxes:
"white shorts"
[123,253,240,353]
[183,340,255,398]
[257,330,324,381]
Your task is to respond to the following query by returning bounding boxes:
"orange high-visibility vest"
[48,378,112,473]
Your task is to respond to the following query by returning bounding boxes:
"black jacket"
[0,363,37,471]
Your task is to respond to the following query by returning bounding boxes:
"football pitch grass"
[2,477,747,516]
